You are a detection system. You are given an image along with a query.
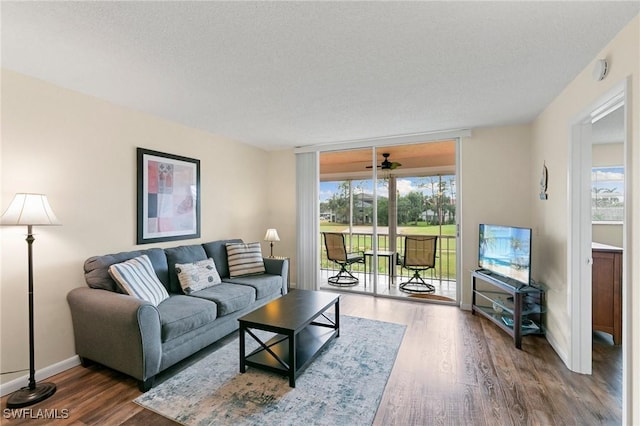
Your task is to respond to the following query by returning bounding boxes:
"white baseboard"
[460,303,472,311]
[544,329,569,368]
[1,356,80,397]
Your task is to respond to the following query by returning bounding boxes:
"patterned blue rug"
[135,315,405,426]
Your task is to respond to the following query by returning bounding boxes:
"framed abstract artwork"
[137,148,201,244]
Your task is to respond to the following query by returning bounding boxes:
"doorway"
[568,79,628,419]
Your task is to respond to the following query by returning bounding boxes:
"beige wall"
[531,15,638,423]
[593,224,624,248]
[266,149,297,283]
[593,142,624,165]
[592,142,624,247]
[0,70,272,384]
[459,125,533,306]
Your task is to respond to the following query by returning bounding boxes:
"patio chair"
[397,235,438,293]
[323,232,364,287]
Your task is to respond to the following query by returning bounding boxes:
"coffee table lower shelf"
[244,325,337,386]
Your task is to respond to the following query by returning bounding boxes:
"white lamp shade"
[1,193,61,226]
[264,228,280,242]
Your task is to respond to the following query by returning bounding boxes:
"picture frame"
[137,148,201,244]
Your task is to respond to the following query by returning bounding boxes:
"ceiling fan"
[366,153,402,170]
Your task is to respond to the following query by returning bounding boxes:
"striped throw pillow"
[108,255,169,306]
[226,242,265,278]
[176,258,222,294]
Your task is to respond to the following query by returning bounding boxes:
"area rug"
[135,315,406,426]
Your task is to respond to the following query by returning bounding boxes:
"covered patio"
[319,227,457,303]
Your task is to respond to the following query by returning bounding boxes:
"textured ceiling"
[2,2,638,151]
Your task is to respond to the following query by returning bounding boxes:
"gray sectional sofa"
[66,239,288,391]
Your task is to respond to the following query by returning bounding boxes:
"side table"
[363,250,395,289]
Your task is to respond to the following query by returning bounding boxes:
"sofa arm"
[263,257,289,295]
[66,287,162,383]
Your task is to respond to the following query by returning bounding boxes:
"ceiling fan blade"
[390,162,402,170]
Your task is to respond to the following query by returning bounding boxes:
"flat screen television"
[478,224,532,287]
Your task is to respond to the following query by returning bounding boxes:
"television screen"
[478,224,532,286]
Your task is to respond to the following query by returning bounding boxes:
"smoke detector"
[592,59,608,81]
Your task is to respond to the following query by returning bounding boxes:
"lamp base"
[6,382,56,408]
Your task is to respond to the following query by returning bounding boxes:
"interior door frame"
[567,77,629,420]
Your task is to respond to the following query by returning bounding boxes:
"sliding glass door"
[318,141,459,303]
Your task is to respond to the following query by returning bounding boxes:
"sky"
[592,166,624,200]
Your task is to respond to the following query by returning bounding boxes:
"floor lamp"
[1,193,61,408]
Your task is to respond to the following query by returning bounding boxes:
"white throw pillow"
[226,242,265,278]
[175,258,222,294]
[108,255,169,306]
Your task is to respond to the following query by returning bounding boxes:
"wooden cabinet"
[592,243,622,345]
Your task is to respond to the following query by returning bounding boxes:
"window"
[591,166,624,222]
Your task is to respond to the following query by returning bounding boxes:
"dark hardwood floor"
[1,293,621,425]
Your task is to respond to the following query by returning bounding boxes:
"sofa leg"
[138,378,154,392]
[79,356,94,368]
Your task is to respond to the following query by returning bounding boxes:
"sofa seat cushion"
[157,295,218,343]
[189,283,256,316]
[223,274,282,300]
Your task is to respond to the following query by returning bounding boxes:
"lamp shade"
[1,193,61,226]
[264,228,280,242]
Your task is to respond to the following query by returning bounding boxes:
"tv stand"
[471,270,545,349]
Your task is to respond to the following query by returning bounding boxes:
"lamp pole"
[26,225,36,391]
[6,225,57,408]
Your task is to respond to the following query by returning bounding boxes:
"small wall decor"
[539,161,548,200]
[137,148,201,244]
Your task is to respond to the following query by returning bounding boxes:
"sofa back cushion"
[84,248,169,292]
[202,239,242,278]
[165,244,208,293]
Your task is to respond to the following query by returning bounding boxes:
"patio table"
[364,250,395,289]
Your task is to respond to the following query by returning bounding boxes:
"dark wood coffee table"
[238,289,340,387]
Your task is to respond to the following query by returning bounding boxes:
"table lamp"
[263,228,280,258]
[1,193,61,408]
